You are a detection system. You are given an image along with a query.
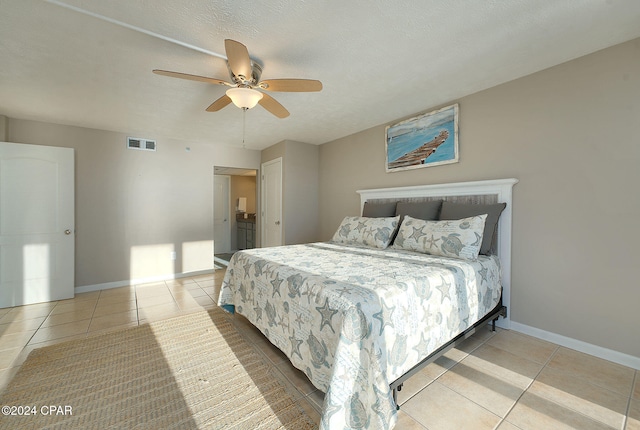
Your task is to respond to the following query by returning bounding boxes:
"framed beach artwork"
[385,104,459,172]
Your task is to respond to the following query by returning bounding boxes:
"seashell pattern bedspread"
[218,242,501,430]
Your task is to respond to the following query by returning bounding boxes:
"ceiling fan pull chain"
[242,107,247,145]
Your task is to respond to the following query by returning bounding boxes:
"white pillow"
[331,216,400,249]
[393,214,487,260]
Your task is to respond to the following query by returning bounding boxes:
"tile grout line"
[623,370,637,430]
[29,296,98,347]
[508,344,630,429]
[24,302,59,348]
[85,292,100,335]
[492,341,561,428]
[134,283,146,326]
[442,328,514,427]
[0,305,54,369]
[399,327,501,425]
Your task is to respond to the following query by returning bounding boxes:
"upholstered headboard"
[357,178,518,328]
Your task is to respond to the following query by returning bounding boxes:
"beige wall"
[0,115,7,140]
[319,38,640,358]
[283,141,319,244]
[6,118,261,289]
[229,175,257,250]
[230,176,257,215]
[262,140,320,245]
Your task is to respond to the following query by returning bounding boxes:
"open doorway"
[213,166,258,268]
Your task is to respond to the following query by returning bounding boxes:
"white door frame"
[213,174,231,254]
[261,158,283,247]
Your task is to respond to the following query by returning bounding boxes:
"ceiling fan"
[153,39,322,118]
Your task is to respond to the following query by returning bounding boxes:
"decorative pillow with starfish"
[393,214,487,261]
[331,216,400,249]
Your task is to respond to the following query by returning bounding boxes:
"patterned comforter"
[218,242,501,430]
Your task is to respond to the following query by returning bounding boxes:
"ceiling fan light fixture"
[226,87,263,109]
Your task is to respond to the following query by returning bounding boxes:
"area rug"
[0,308,316,429]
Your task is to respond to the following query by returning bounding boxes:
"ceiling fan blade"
[258,93,290,118]
[259,79,323,92]
[225,39,253,80]
[153,69,229,86]
[206,95,232,112]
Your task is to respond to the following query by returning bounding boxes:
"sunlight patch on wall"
[182,240,214,273]
[130,243,175,281]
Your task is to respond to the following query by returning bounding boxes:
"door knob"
[275,221,280,225]
[64,229,72,235]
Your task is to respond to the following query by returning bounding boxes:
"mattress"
[218,242,502,429]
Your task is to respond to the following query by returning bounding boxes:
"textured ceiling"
[1,0,639,150]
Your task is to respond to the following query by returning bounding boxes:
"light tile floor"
[1,270,638,430]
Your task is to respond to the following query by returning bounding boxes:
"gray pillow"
[439,202,506,255]
[362,201,398,217]
[395,200,442,221]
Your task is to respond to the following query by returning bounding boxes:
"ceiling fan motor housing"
[228,61,263,87]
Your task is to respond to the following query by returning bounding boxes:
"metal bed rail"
[390,302,507,409]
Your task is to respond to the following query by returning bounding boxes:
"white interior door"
[0,142,74,307]
[213,175,231,253]
[261,158,283,248]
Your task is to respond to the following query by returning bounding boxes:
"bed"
[218,178,517,430]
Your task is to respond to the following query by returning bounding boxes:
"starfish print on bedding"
[409,226,426,241]
[270,276,283,298]
[360,226,374,239]
[294,311,304,329]
[335,368,353,388]
[372,299,396,335]
[478,265,488,283]
[242,262,252,278]
[439,220,454,228]
[316,298,338,333]
[289,332,304,360]
[263,263,275,278]
[399,303,411,321]
[425,234,439,249]
[412,332,430,358]
[274,314,284,329]
[436,279,452,304]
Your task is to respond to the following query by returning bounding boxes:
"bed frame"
[357,178,518,408]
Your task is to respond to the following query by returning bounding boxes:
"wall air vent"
[127,137,156,152]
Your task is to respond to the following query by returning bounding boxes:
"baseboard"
[213,256,230,268]
[510,321,640,370]
[75,269,216,294]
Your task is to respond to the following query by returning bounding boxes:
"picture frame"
[385,103,459,172]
